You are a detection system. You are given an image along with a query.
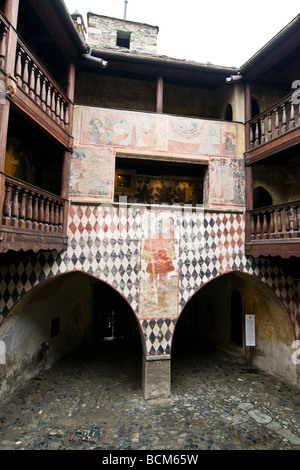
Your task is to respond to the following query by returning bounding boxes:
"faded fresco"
[69,147,114,199]
[71,107,244,201]
[139,211,180,319]
[210,158,245,207]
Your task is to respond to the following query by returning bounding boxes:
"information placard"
[245,314,255,346]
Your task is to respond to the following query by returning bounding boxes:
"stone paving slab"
[0,341,299,451]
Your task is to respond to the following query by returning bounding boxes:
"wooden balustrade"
[0,15,9,70]
[1,175,66,234]
[249,201,300,241]
[14,39,70,132]
[249,92,300,149]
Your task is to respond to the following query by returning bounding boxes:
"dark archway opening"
[225,103,233,121]
[230,289,243,347]
[92,281,142,354]
[253,186,273,209]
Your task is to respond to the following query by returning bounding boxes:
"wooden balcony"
[0,173,68,253]
[246,90,300,163]
[245,201,300,258]
[0,10,72,148]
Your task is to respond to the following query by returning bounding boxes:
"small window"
[117,31,131,49]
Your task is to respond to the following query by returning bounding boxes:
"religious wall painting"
[139,211,180,319]
[75,107,157,150]
[220,125,237,156]
[210,158,245,206]
[69,146,114,199]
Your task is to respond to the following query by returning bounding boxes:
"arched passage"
[0,271,143,402]
[172,271,297,385]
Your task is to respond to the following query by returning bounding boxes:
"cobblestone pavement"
[0,340,299,451]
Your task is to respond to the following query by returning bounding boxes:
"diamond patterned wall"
[0,204,298,355]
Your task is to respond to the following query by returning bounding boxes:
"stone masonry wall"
[87,13,158,55]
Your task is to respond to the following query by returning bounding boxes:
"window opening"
[117,31,131,49]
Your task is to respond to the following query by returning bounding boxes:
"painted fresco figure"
[89,117,103,143]
[143,218,176,307]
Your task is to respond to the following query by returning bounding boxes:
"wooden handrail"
[1,173,67,234]
[247,200,300,240]
[247,90,300,149]
[15,36,71,132]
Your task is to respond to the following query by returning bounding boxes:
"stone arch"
[0,270,144,402]
[253,185,273,208]
[172,271,298,385]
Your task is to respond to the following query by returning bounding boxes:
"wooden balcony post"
[4,0,20,28]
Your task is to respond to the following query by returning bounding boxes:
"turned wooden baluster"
[41,78,47,111]
[19,189,26,228]
[11,186,19,226]
[276,209,283,238]
[275,108,279,136]
[46,82,52,116]
[64,105,69,130]
[251,214,255,240]
[260,117,265,144]
[290,99,295,129]
[2,182,12,225]
[51,89,56,120]
[267,113,272,141]
[54,202,59,232]
[26,192,33,229]
[35,71,41,105]
[38,197,45,230]
[60,99,65,127]
[256,212,262,239]
[281,104,287,133]
[56,95,61,124]
[32,194,39,229]
[22,55,30,93]
[29,63,36,99]
[15,48,22,86]
[0,25,7,69]
[292,205,299,237]
[262,211,269,239]
[49,200,55,232]
[59,203,64,232]
[44,198,50,231]
[269,210,275,239]
[249,125,254,148]
[284,207,291,238]
[254,121,259,146]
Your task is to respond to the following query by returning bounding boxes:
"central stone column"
[142,354,171,400]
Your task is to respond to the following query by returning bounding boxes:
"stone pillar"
[142,354,171,400]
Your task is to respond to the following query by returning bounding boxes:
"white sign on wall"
[245,315,255,347]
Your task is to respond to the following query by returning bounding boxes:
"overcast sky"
[63,0,300,68]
